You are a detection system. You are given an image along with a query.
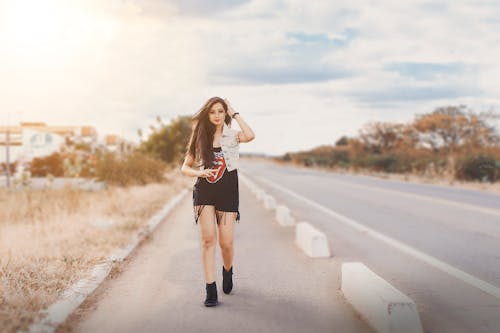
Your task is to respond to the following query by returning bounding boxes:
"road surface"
[60,171,372,333]
[241,159,500,333]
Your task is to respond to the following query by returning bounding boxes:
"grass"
[0,168,192,333]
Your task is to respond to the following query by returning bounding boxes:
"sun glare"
[6,0,66,47]
[3,0,108,67]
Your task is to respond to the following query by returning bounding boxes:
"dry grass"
[0,169,193,333]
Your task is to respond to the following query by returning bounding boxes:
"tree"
[137,128,143,142]
[358,122,407,154]
[30,152,64,177]
[139,115,192,164]
[335,136,349,146]
[413,105,500,153]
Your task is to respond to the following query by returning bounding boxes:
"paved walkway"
[63,180,373,333]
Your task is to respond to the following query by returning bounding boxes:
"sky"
[1,0,499,156]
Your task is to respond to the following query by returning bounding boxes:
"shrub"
[29,152,96,178]
[303,157,313,167]
[285,148,351,168]
[355,154,410,173]
[332,150,350,165]
[95,151,168,186]
[30,153,64,177]
[455,154,499,182]
[373,155,399,173]
[1,161,18,175]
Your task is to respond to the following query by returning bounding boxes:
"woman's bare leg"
[217,211,237,270]
[197,205,217,283]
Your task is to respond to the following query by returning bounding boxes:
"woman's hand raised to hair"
[224,98,235,117]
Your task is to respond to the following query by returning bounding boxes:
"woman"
[181,97,255,307]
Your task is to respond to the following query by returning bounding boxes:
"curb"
[341,262,423,333]
[23,189,189,333]
[263,194,277,210]
[238,173,259,195]
[242,172,424,332]
[295,222,331,258]
[255,189,267,201]
[240,172,295,227]
[275,204,295,226]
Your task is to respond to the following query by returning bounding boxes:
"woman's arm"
[224,99,255,143]
[181,153,201,177]
[234,114,255,143]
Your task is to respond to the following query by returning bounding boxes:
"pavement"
[61,178,374,333]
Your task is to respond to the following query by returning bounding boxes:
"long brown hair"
[186,97,232,168]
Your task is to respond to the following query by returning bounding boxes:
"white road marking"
[255,175,500,300]
[319,175,500,218]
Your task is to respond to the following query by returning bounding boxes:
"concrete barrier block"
[256,189,267,201]
[341,262,423,333]
[248,184,258,194]
[239,173,258,194]
[295,222,330,258]
[275,205,295,226]
[246,181,258,194]
[263,194,277,210]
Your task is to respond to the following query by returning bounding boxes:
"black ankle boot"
[222,266,233,294]
[204,281,218,307]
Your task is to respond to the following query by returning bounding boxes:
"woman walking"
[181,97,255,307]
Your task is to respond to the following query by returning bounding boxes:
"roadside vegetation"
[275,106,500,184]
[0,115,194,333]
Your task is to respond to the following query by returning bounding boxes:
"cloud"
[167,0,251,16]
[352,84,484,104]
[210,64,352,85]
[286,28,358,47]
[2,0,500,155]
[384,62,476,81]
[202,23,358,84]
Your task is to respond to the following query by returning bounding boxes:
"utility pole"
[5,126,10,188]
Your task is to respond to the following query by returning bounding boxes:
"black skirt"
[192,148,240,226]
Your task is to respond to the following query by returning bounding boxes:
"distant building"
[0,126,22,146]
[104,134,136,154]
[1,123,137,169]
[22,127,66,161]
[0,122,98,164]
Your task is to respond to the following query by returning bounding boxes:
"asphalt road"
[240,159,500,333]
[63,172,373,333]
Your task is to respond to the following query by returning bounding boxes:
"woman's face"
[208,102,226,127]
